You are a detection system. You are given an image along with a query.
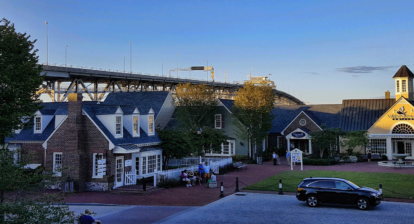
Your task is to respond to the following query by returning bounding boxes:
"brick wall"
[21,143,44,165]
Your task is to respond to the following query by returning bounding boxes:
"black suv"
[296,177,382,210]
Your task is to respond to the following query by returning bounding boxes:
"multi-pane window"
[142,157,147,174]
[402,80,407,92]
[215,114,222,129]
[405,142,412,156]
[35,117,41,131]
[135,158,140,175]
[148,116,154,134]
[369,139,387,154]
[230,142,234,154]
[157,155,161,171]
[223,142,229,154]
[116,158,123,182]
[116,116,122,135]
[133,116,139,135]
[397,80,400,92]
[277,136,283,150]
[148,155,156,173]
[94,153,104,177]
[53,153,63,176]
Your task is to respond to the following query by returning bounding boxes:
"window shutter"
[222,115,225,128]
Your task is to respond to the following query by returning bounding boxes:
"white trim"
[367,97,409,132]
[133,115,140,137]
[34,115,42,133]
[92,153,104,178]
[53,152,63,177]
[215,114,222,129]
[389,122,414,134]
[148,115,154,136]
[281,111,322,135]
[115,156,124,188]
[83,109,115,150]
[115,115,123,137]
[218,100,233,114]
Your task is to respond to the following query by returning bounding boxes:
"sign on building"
[125,159,132,167]
[97,159,106,176]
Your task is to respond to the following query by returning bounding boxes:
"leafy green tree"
[0,149,75,223]
[341,130,369,155]
[310,125,344,158]
[157,129,193,169]
[0,18,44,147]
[232,82,276,158]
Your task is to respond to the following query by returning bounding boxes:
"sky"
[2,0,414,104]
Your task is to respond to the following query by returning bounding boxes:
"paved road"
[70,193,414,224]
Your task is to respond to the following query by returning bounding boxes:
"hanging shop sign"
[97,159,106,176]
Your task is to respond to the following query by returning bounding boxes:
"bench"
[349,156,358,163]
[233,161,247,171]
[360,154,382,161]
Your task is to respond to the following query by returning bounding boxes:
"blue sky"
[2,0,414,104]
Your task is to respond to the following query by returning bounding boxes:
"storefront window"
[370,139,386,154]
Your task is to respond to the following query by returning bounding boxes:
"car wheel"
[357,197,370,210]
[306,195,318,207]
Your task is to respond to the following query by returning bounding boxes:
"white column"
[309,139,312,154]
[386,137,393,161]
[287,138,291,151]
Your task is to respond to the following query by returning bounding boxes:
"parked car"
[296,177,382,210]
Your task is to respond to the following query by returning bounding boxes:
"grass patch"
[244,170,414,199]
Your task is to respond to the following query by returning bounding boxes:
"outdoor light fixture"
[197,128,202,135]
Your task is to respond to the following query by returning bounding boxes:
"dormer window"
[34,116,42,133]
[148,116,154,135]
[402,80,407,92]
[215,114,222,129]
[116,116,122,136]
[133,116,140,136]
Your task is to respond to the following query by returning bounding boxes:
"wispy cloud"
[304,72,319,75]
[352,75,360,78]
[336,66,394,73]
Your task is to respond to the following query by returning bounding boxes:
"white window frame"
[215,114,222,129]
[402,80,407,92]
[148,116,154,135]
[53,152,63,177]
[34,116,42,133]
[397,80,400,93]
[92,153,104,178]
[116,116,123,136]
[133,115,140,137]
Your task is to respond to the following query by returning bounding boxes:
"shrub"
[157,177,180,189]
[382,155,388,161]
[232,154,248,161]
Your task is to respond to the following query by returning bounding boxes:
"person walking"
[80,209,101,224]
[367,150,372,163]
[198,162,204,182]
[286,150,291,166]
[203,162,210,181]
[272,152,278,165]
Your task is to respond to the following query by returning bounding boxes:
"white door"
[115,156,124,187]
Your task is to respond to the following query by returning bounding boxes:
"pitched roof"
[339,99,395,131]
[103,92,169,117]
[93,105,121,115]
[270,104,343,133]
[393,65,414,78]
[219,99,235,112]
[6,117,56,143]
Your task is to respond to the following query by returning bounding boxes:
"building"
[6,91,175,191]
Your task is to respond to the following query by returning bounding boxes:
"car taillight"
[297,188,304,191]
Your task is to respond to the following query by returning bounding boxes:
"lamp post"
[65,45,68,67]
[129,42,132,74]
[45,21,48,65]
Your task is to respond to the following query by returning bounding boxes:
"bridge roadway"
[38,65,304,105]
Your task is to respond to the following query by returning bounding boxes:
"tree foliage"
[0,149,75,223]
[310,125,344,158]
[341,130,369,155]
[232,82,276,157]
[157,129,193,169]
[0,18,44,146]
[174,83,217,131]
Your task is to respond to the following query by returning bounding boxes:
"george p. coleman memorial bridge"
[37,64,304,105]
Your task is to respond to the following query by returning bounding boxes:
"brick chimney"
[385,90,390,99]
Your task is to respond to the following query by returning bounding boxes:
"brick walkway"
[64,158,414,206]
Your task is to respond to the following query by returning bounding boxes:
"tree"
[0,149,75,223]
[310,125,344,158]
[232,82,276,158]
[341,130,369,155]
[0,18,44,146]
[173,83,228,155]
[157,129,193,169]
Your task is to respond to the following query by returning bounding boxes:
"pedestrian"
[368,150,372,163]
[181,170,191,187]
[286,150,291,166]
[79,209,101,224]
[203,162,210,181]
[198,162,204,182]
[272,152,278,165]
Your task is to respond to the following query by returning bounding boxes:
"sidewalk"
[64,158,414,206]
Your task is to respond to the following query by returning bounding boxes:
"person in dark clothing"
[198,162,204,182]
[367,150,372,163]
[80,209,101,224]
